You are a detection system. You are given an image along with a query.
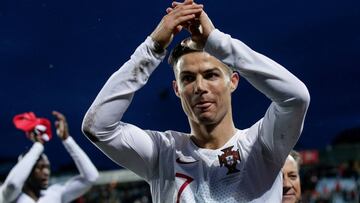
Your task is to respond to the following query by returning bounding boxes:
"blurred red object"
[299,150,319,165]
[13,112,52,142]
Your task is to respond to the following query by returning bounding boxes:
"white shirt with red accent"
[83,29,310,203]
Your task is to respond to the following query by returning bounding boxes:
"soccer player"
[0,111,99,203]
[82,0,310,202]
[282,150,302,203]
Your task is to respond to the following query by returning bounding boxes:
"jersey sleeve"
[0,142,43,202]
[205,29,310,165]
[82,36,167,181]
[59,136,99,202]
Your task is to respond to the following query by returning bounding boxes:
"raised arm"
[205,28,310,165]
[59,136,99,202]
[180,5,310,164]
[1,142,43,202]
[52,111,99,202]
[81,3,203,179]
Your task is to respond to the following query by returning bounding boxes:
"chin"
[282,196,298,203]
[196,116,216,125]
[40,183,49,190]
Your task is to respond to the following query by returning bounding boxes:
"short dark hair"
[168,38,236,77]
[168,38,203,67]
[290,150,302,169]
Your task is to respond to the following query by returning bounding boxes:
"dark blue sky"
[1,0,359,171]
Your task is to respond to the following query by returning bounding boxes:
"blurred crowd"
[73,181,151,203]
[301,160,360,203]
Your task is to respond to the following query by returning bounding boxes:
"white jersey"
[82,29,310,202]
[0,137,99,203]
[0,143,43,203]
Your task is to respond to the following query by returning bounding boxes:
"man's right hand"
[26,130,45,144]
[150,0,203,51]
[169,0,215,49]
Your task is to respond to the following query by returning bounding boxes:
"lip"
[282,194,296,199]
[283,193,295,196]
[194,101,213,108]
[41,178,49,183]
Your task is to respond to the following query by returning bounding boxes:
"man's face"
[29,154,51,190]
[282,156,301,203]
[173,52,239,125]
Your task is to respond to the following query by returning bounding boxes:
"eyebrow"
[179,70,195,76]
[180,67,222,75]
[204,68,222,74]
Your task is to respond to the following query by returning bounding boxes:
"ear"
[172,80,180,97]
[230,72,240,92]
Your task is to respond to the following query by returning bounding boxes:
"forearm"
[2,142,43,201]
[205,29,310,108]
[205,29,310,163]
[62,136,99,183]
[82,37,166,141]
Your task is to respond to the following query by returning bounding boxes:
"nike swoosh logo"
[176,157,199,164]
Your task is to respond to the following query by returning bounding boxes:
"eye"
[289,174,298,180]
[181,75,195,83]
[204,72,220,80]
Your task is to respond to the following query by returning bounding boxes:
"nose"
[43,168,50,177]
[194,76,207,94]
[283,177,292,188]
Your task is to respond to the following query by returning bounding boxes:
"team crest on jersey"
[218,146,241,175]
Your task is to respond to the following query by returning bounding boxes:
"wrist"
[61,134,70,141]
[151,39,165,54]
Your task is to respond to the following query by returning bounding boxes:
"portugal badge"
[218,146,241,175]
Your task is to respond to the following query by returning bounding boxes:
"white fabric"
[0,143,43,203]
[83,29,310,203]
[0,137,98,203]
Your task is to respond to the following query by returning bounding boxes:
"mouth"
[283,193,295,196]
[194,101,212,108]
[41,178,49,184]
[193,101,214,112]
[282,193,296,200]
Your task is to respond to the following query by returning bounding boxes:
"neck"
[189,112,236,149]
[23,183,41,201]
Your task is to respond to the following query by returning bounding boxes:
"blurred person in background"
[0,111,99,203]
[282,150,302,203]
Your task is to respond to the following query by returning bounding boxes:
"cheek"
[213,85,231,102]
[294,179,301,190]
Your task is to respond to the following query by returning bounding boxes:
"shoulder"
[15,192,35,203]
[237,120,262,145]
[44,184,64,194]
[149,130,190,148]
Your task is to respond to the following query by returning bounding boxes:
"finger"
[173,3,203,10]
[35,134,43,143]
[56,121,64,136]
[59,120,64,130]
[172,0,196,8]
[171,10,203,27]
[52,110,65,121]
[27,132,34,140]
[171,13,196,25]
[166,7,173,14]
[173,25,183,35]
[184,0,194,4]
[55,120,59,128]
[171,7,203,18]
[172,2,182,8]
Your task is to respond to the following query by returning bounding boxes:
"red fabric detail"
[13,112,52,141]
